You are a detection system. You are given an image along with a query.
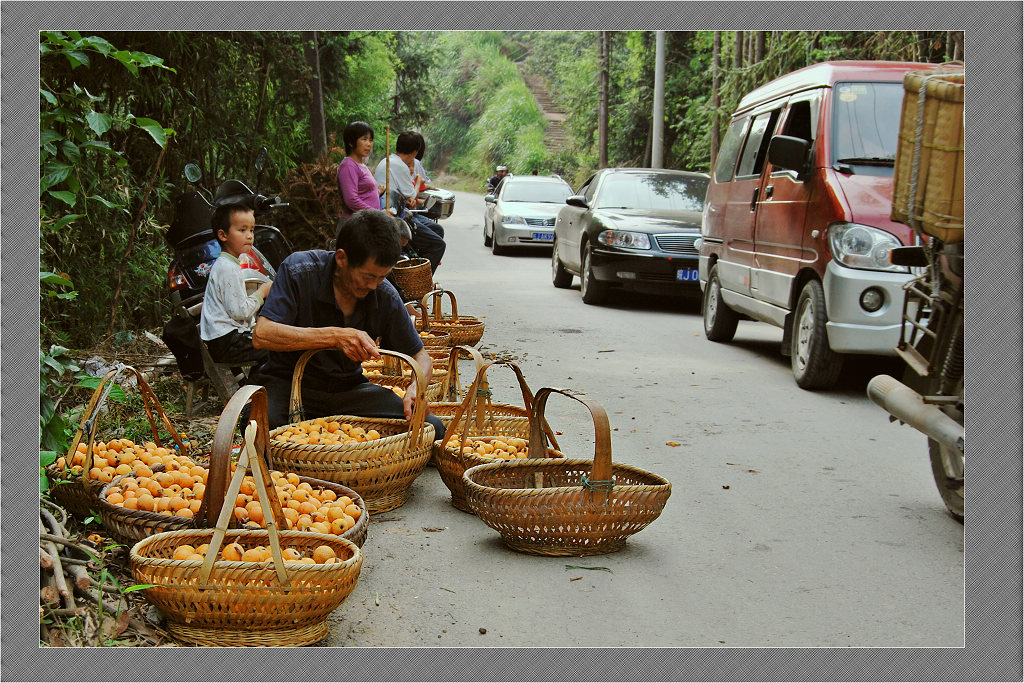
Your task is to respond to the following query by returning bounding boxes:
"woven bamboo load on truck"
[891,64,964,243]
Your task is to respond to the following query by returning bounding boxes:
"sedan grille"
[524,217,556,227]
[654,233,700,255]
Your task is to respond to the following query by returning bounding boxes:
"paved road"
[323,190,965,647]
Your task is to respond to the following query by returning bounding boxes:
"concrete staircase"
[520,70,570,151]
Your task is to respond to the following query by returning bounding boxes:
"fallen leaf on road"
[726,462,738,466]
[422,526,445,532]
[747,469,758,474]
[666,441,680,447]
[722,485,731,489]
[569,576,583,582]
[565,564,612,573]
[556,431,563,435]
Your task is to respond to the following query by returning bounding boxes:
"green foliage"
[39,344,86,491]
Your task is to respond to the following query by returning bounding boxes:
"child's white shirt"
[199,251,265,341]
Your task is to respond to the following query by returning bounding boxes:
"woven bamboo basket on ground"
[463,388,671,556]
[47,364,188,519]
[434,359,562,513]
[391,257,435,302]
[97,387,368,548]
[421,289,485,346]
[891,63,964,243]
[268,349,434,514]
[131,419,362,647]
[411,300,453,349]
[363,350,448,403]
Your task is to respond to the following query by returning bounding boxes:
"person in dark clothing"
[486,165,510,194]
[252,209,444,441]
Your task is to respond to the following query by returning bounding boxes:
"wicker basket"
[363,351,448,403]
[463,388,672,556]
[391,257,435,302]
[421,289,485,347]
[130,419,362,647]
[411,300,453,348]
[268,349,434,514]
[891,63,964,243]
[97,386,368,548]
[47,364,188,519]
[433,358,562,512]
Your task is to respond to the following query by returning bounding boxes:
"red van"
[698,61,941,389]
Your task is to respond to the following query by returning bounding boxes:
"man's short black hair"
[343,121,374,154]
[395,131,419,155]
[211,202,253,244]
[334,210,402,267]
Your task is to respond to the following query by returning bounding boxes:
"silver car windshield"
[501,182,573,203]
[596,174,708,211]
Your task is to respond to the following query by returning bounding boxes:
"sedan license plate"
[532,232,554,242]
[676,268,699,282]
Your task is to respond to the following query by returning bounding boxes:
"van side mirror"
[566,195,589,209]
[768,135,811,175]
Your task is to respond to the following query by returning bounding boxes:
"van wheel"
[703,264,739,342]
[580,243,607,305]
[551,238,572,288]
[791,279,843,390]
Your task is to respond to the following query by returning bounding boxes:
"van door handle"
[750,188,759,210]
[764,185,774,199]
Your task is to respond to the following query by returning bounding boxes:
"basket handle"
[445,360,560,463]
[528,388,612,486]
[421,288,458,322]
[439,345,485,402]
[64,364,188,472]
[410,300,433,335]
[200,384,286,529]
[198,417,291,588]
[289,348,429,447]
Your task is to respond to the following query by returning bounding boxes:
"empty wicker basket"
[463,388,671,556]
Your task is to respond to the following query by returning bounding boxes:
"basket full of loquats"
[130,389,362,647]
[411,300,453,349]
[462,388,672,557]
[434,358,563,512]
[95,386,367,548]
[268,349,435,514]
[47,364,189,519]
[362,348,448,403]
[420,289,485,347]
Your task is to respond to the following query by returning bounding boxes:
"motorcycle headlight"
[597,230,651,250]
[502,215,527,225]
[828,223,908,273]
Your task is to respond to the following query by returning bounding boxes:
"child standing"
[200,202,272,371]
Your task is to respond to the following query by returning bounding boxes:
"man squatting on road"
[253,209,446,440]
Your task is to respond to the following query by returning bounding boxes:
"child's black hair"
[211,202,254,244]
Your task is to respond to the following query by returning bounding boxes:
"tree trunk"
[755,31,766,62]
[734,31,743,69]
[598,31,609,168]
[711,31,721,169]
[302,31,328,160]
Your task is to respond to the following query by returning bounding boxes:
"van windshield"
[831,82,905,173]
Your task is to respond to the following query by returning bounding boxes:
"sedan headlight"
[828,223,908,273]
[597,230,651,250]
[501,215,527,225]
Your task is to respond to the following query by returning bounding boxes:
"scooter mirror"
[184,163,203,184]
[254,147,268,175]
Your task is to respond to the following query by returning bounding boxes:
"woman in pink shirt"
[338,121,385,219]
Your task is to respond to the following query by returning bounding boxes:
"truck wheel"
[580,243,607,305]
[703,264,739,342]
[791,279,843,389]
[928,377,964,522]
[551,238,572,288]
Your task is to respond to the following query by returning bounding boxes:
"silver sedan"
[483,175,574,255]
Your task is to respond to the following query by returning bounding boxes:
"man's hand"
[335,328,381,363]
[402,382,417,421]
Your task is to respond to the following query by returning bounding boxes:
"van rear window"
[831,82,905,170]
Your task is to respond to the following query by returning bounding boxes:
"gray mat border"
[3,2,1021,681]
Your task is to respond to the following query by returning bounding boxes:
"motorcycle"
[161,146,291,379]
[165,146,291,304]
[866,68,964,522]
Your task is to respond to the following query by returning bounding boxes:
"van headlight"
[828,223,908,273]
[598,230,651,249]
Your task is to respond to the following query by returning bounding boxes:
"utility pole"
[652,31,665,168]
[598,31,609,169]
